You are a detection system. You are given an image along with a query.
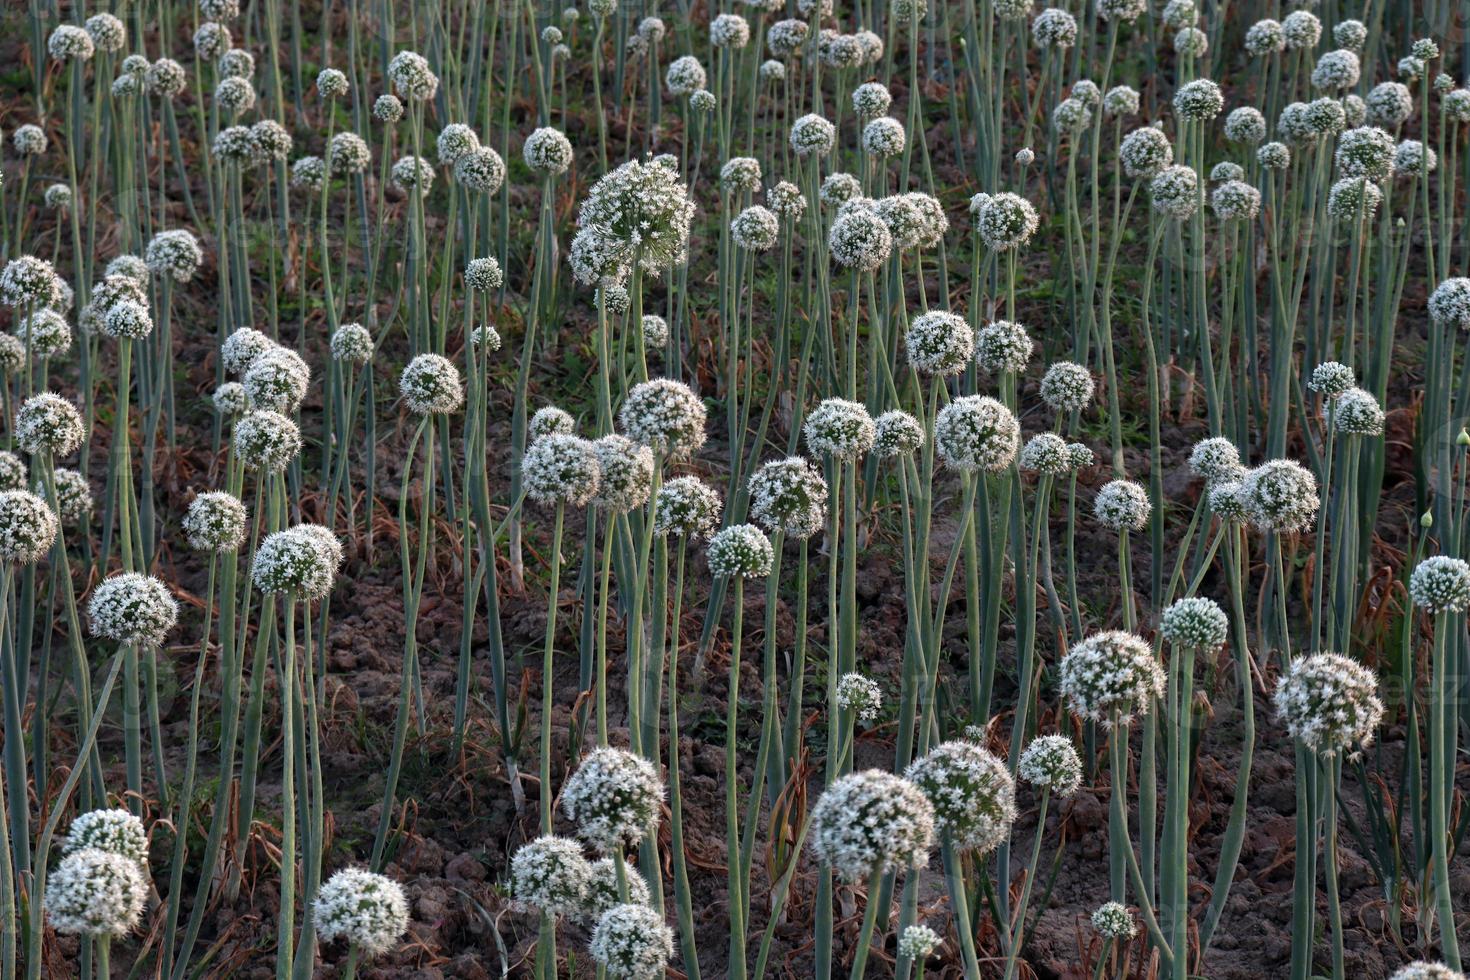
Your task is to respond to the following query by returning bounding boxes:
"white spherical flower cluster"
[1394,140,1436,177]
[213,383,249,415]
[1445,89,1470,123]
[810,770,934,880]
[89,572,178,645]
[1427,278,1470,328]
[862,116,907,157]
[1161,0,1195,27]
[563,746,664,851]
[1175,27,1208,57]
[852,82,892,118]
[836,673,882,722]
[146,58,187,99]
[934,396,1019,472]
[748,457,827,539]
[251,120,294,162]
[458,149,504,191]
[1052,97,1092,135]
[977,192,1040,251]
[1332,387,1384,436]
[328,132,371,175]
[17,308,73,356]
[731,205,779,251]
[16,392,85,457]
[874,410,924,458]
[529,406,576,439]
[1335,126,1396,182]
[1120,127,1174,178]
[464,256,504,292]
[1189,437,1242,484]
[976,319,1033,374]
[316,66,348,98]
[573,159,694,283]
[244,348,310,413]
[828,208,893,270]
[766,181,805,221]
[49,25,96,61]
[373,93,404,123]
[707,523,774,578]
[184,491,248,552]
[221,327,275,376]
[1333,19,1368,49]
[330,323,374,364]
[583,857,651,922]
[523,127,573,176]
[1150,164,1200,219]
[906,741,1015,853]
[1308,360,1355,397]
[233,410,303,473]
[195,22,232,59]
[639,314,668,349]
[1058,630,1166,726]
[1281,9,1320,48]
[905,310,973,376]
[1104,85,1140,116]
[1390,964,1467,980]
[212,124,256,165]
[1018,735,1083,796]
[619,379,706,458]
[1239,458,1319,532]
[591,435,654,513]
[1039,361,1094,413]
[44,183,74,210]
[312,868,409,957]
[0,453,24,492]
[710,12,751,47]
[1093,479,1150,531]
[766,18,808,58]
[391,155,435,196]
[589,904,674,980]
[0,491,57,564]
[63,809,148,865]
[1031,7,1078,47]
[1224,107,1267,144]
[1409,556,1470,614]
[509,835,591,917]
[85,13,127,52]
[1365,81,1413,127]
[666,55,707,96]
[388,50,439,101]
[653,476,722,538]
[45,849,146,937]
[290,155,326,191]
[1212,180,1261,221]
[253,525,341,599]
[898,924,942,960]
[146,229,203,282]
[213,75,256,114]
[820,172,861,206]
[1311,49,1360,90]
[47,469,93,525]
[1274,652,1383,755]
[1,256,62,308]
[1019,433,1071,475]
[523,434,601,507]
[399,353,464,415]
[1161,595,1228,649]
[805,398,875,460]
[1092,901,1138,939]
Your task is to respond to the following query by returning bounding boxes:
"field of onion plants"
[1,0,1469,976]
